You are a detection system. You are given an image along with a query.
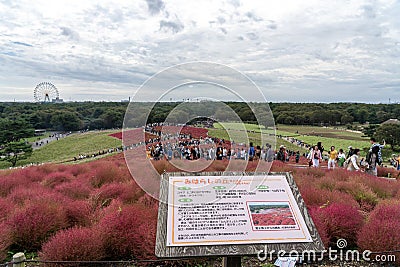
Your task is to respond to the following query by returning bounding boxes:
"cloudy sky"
[0,0,399,102]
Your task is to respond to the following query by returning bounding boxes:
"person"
[327,146,338,170]
[346,148,361,171]
[295,151,300,163]
[248,142,255,161]
[396,155,400,171]
[308,145,321,167]
[347,146,354,158]
[366,137,385,176]
[277,145,286,162]
[256,145,261,160]
[337,149,346,167]
[266,144,274,162]
[216,143,223,160]
[317,142,324,154]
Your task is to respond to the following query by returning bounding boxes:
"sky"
[0,0,400,103]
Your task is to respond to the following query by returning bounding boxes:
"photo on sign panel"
[247,201,298,229]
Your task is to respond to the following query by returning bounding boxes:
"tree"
[0,141,33,167]
[0,119,34,144]
[374,124,400,150]
[0,119,34,167]
[51,112,83,131]
[362,124,378,138]
[101,109,124,129]
[340,114,354,125]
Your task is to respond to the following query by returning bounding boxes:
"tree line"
[1,101,400,166]
[2,101,400,131]
[1,102,399,131]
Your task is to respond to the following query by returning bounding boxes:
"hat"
[348,146,352,149]
[280,145,284,148]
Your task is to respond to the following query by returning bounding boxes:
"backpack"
[367,145,381,165]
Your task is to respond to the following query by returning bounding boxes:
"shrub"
[42,171,73,188]
[336,181,378,212]
[5,200,68,251]
[377,167,400,179]
[55,179,92,200]
[0,198,14,223]
[309,203,363,248]
[360,176,399,199]
[97,203,157,260]
[69,164,89,177]
[40,227,105,261]
[94,181,143,205]
[308,207,330,247]
[0,173,26,197]
[89,163,127,188]
[0,223,12,262]
[64,200,93,227]
[7,184,67,206]
[300,187,358,209]
[358,201,400,252]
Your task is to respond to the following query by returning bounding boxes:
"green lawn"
[0,130,122,169]
[208,127,306,153]
[275,125,371,153]
[214,122,266,132]
[211,122,374,155]
[276,125,367,140]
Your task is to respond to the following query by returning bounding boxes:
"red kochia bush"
[40,227,105,261]
[94,181,143,205]
[308,207,329,247]
[0,173,26,197]
[300,187,359,209]
[0,198,14,222]
[89,162,129,188]
[0,223,12,262]
[97,203,157,260]
[7,184,67,206]
[64,200,93,227]
[55,179,92,200]
[358,201,400,252]
[5,201,68,251]
[377,166,400,178]
[309,203,363,248]
[42,171,73,188]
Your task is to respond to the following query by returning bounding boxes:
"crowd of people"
[298,138,386,176]
[145,124,278,162]
[147,124,393,177]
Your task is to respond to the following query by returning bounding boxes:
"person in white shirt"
[307,145,321,167]
[347,149,361,171]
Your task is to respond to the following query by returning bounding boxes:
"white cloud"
[0,0,399,103]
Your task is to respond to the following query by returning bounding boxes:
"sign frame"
[155,171,325,258]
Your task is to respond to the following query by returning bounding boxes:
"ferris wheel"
[34,82,59,102]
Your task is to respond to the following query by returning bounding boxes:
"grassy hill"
[0,130,122,169]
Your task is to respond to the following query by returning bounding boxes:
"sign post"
[156,172,324,262]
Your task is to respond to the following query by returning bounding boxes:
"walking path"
[29,132,70,150]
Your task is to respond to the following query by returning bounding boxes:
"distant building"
[34,129,46,136]
[52,97,64,103]
[381,119,400,125]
